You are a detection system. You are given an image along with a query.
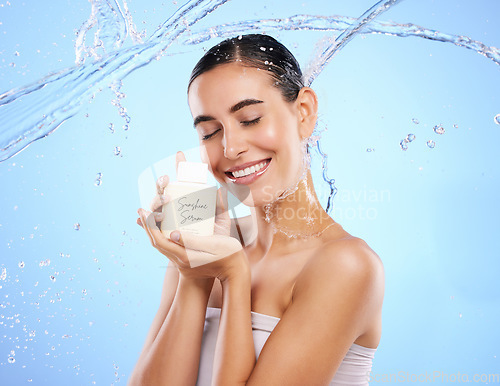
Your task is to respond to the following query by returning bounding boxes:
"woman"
[130,34,384,386]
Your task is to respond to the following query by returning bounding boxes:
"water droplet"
[264,60,269,65]
[50,275,56,282]
[113,146,121,156]
[427,140,436,149]
[399,139,408,151]
[453,124,458,128]
[366,148,375,152]
[237,35,242,40]
[94,172,103,186]
[412,118,419,124]
[1,268,6,281]
[406,133,415,142]
[29,330,35,337]
[459,312,462,318]
[73,223,80,231]
[82,289,87,295]
[260,46,266,51]
[8,357,15,363]
[108,123,115,133]
[123,124,129,131]
[433,124,445,134]
[9,62,16,68]
[18,261,25,269]
[494,114,500,125]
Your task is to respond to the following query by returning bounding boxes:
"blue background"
[1,0,499,384]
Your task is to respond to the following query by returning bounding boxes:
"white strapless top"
[197,307,376,385]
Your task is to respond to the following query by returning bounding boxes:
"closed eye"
[201,129,221,141]
[241,117,261,126]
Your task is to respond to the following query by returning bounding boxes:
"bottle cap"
[177,161,209,184]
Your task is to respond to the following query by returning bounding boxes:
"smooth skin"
[129,63,385,386]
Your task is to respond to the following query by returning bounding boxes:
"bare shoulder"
[293,235,385,304]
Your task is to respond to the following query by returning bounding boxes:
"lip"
[225,158,271,185]
[225,158,270,173]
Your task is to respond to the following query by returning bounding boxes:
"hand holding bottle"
[136,152,247,280]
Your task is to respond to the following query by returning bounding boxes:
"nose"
[222,127,248,159]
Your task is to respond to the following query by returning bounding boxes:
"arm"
[212,238,384,386]
[212,258,255,385]
[128,264,214,386]
[130,186,245,385]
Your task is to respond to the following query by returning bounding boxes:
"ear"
[296,87,318,139]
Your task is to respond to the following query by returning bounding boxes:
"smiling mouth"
[225,158,271,181]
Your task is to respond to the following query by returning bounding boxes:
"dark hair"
[188,34,304,102]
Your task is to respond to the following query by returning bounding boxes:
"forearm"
[213,265,255,385]
[129,275,214,386]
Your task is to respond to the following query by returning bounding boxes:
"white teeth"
[231,161,268,178]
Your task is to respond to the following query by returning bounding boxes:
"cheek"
[201,143,224,175]
[259,117,302,159]
[254,119,293,151]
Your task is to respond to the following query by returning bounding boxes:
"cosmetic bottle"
[161,161,217,237]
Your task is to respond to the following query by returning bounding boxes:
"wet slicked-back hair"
[188,34,304,102]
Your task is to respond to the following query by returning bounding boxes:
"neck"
[250,170,335,253]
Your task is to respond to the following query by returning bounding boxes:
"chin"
[231,184,286,209]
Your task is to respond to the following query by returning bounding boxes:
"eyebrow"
[229,98,264,113]
[193,98,264,127]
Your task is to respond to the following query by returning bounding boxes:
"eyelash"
[201,118,262,141]
[241,117,261,126]
[202,129,220,141]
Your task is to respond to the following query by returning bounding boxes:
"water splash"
[304,0,406,86]
[75,0,128,65]
[0,0,231,162]
[314,138,337,214]
[184,14,500,70]
[2,2,500,163]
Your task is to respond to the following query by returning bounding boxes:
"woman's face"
[188,63,308,207]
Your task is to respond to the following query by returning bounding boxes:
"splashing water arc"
[1,0,499,165]
[1,0,500,382]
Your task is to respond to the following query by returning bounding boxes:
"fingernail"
[170,231,180,242]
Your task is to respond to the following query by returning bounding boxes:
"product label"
[161,185,217,237]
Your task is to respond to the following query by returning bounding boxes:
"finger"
[173,231,242,268]
[156,175,169,196]
[175,151,187,176]
[138,209,188,266]
[153,211,164,222]
[174,231,241,255]
[138,209,157,245]
[150,193,171,212]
